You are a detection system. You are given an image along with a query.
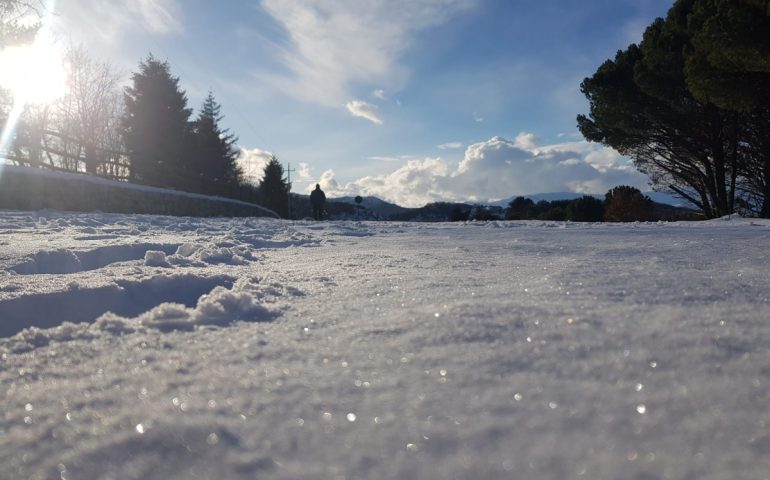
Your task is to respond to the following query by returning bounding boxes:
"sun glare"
[0,31,65,106]
[1,0,61,164]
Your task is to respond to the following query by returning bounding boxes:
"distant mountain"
[644,191,692,208]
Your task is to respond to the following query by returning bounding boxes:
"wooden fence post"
[29,126,42,166]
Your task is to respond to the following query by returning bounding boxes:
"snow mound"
[123,285,275,332]
[144,250,171,267]
[11,243,181,274]
[12,249,82,274]
[0,280,288,353]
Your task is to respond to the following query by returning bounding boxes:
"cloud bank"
[308,134,648,207]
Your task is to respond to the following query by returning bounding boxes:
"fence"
[0,125,278,218]
[0,124,131,181]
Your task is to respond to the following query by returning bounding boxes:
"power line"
[285,161,295,219]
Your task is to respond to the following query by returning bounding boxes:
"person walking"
[310,184,326,220]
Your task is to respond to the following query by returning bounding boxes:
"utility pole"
[285,162,296,220]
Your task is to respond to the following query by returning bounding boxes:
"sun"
[0,30,66,106]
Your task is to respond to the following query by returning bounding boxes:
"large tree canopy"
[576,0,770,218]
[684,0,770,112]
[685,0,770,216]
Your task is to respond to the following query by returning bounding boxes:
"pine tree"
[258,155,290,218]
[578,13,740,218]
[122,55,192,189]
[191,92,243,196]
[566,196,604,222]
[684,0,770,217]
[505,196,535,220]
[684,0,770,113]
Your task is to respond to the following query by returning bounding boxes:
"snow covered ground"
[1,210,769,480]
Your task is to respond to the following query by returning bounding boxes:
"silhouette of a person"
[310,184,326,220]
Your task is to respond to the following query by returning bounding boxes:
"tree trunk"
[761,158,770,218]
[84,143,98,175]
[29,126,41,166]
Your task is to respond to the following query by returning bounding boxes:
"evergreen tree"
[578,12,740,218]
[579,0,770,217]
[604,186,655,222]
[449,206,469,222]
[565,195,604,222]
[122,55,192,189]
[258,155,290,218]
[684,0,770,217]
[505,196,535,220]
[536,200,570,221]
[684,0,770,113]
[191,92,243,196]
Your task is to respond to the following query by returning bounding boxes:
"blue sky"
[48,0,674,206]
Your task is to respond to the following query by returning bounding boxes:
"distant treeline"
[501,186,698,222]
[357,185,697,222]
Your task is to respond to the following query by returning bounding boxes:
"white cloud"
[316,169,340,192]
[237,147,273,184]
[368,156,402,162]
[53,0,183,46]
[297,162,313,182]
[437,142,464,150]
[513,132,538,151]
[473,112,484,123]
[313,159,449,207]
[373,89,387,101]
[256,0,473,106]
[135,0,183,34]
[310,134,648,207]
[346,100,383,125]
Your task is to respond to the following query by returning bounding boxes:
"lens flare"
[1,0,62,167]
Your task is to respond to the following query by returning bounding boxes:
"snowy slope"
[1,211,769,479]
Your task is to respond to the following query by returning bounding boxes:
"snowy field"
[1,210,769,480]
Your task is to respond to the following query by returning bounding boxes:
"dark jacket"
[310,188,326,207]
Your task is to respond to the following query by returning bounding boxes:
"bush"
[604,186,654,222]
